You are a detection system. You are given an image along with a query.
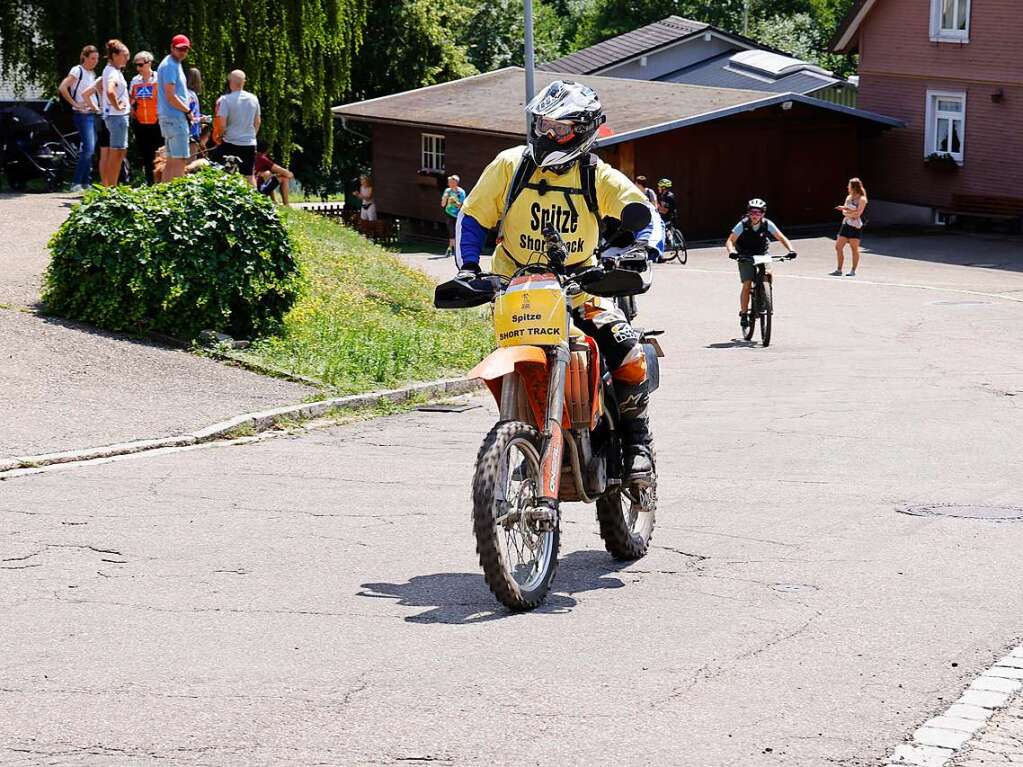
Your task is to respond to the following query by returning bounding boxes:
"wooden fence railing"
[298,202,400,246]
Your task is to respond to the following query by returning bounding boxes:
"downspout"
[337,115,370,142]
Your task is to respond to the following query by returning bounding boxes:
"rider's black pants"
[572,301,650,442]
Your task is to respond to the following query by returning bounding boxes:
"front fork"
[538,341,570,507]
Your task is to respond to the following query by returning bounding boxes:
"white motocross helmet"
[525,80,606,169]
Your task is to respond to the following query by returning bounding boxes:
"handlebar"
[729,252,797,262]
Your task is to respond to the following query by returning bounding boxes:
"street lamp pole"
[524,0,536,131]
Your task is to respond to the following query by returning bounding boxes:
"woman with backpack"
[129,51,161,184]
[58,45,101,192]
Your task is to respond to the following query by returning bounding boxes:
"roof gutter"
[331,112,523,141]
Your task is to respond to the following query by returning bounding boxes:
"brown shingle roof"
[539,15,709,74]
[333,68,771,139]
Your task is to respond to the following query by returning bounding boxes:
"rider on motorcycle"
[454,80,663,484]
[725,197,796,331]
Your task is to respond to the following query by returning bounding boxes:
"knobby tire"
[472,421,559,611]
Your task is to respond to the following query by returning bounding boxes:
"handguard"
[581,254,652,297]
[434,274,504,309]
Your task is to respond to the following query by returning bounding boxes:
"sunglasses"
[134,61,147,67]
[748,208,765,215]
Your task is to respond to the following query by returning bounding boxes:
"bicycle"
[661,221,687,264]
[730,251,797,347]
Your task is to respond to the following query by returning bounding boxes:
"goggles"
[535,116,577,142]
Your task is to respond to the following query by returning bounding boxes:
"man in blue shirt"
[156,34,193,181]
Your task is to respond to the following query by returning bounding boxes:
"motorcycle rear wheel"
[473,421,559,611]
[596,477,656,560]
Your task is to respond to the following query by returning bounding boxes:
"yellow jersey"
[461,146,648,274]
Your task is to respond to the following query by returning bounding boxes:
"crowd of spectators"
[57,33,292,204]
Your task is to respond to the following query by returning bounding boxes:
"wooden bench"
[938,194,1023,232]
[945,194,1023,218]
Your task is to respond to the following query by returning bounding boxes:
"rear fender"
[469,347,549,428]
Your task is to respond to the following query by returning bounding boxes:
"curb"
[0,377,482,476]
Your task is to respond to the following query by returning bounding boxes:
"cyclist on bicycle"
[725,198,796,331]
[656,178,677,225]
[454,80,663,484]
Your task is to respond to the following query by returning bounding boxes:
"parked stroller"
[0,102,74,191]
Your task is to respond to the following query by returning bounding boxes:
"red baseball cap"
[171,34,191,49]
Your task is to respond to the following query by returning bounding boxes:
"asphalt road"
[3,231,1023,765]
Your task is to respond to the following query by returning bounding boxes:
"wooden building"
[333,68,901,239]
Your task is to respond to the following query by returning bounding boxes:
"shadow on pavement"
[35,312,189,350]
[861,230,1023,273]
[358,549,630,624]
[706,340,756,349]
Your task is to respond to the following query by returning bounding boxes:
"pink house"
[831,0,1023,226]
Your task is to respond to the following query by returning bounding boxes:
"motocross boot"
[616,381,654,486]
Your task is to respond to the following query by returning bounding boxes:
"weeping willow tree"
[0,0,367,159]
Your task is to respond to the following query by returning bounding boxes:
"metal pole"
[524,0,536,132]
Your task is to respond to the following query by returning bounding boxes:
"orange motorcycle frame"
[469,337,602,503]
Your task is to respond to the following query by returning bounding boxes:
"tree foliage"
[462,0,566,72]
[0,0,367,160]
[349,0,476,101]
[749,11,856,77]
[571,0,858,72]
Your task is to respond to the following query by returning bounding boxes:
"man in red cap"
[156,34,193,181]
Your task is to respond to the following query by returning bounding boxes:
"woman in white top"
[58,45,101,191]
[833,177,868,277]
[358,175,377,221]
[100,39,131,187]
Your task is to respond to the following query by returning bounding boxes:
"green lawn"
[246,209,493,394]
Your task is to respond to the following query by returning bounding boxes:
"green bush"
[44,170,299,340]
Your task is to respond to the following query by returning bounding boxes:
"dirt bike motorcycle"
[434,202,664,611]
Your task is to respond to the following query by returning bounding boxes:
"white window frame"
[930,0,970,43]
[924,90,967,163]
[421,133,446,173]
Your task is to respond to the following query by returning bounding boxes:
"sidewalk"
[956,693,1023,765]
[0,192,313,460]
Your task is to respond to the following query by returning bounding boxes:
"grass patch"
[246,209,493,394]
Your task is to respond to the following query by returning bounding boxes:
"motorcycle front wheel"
[473,421,559,610]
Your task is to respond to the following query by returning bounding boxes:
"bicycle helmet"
[525,80,605,169]
[657,178,672,189]
[748,197,767,211]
